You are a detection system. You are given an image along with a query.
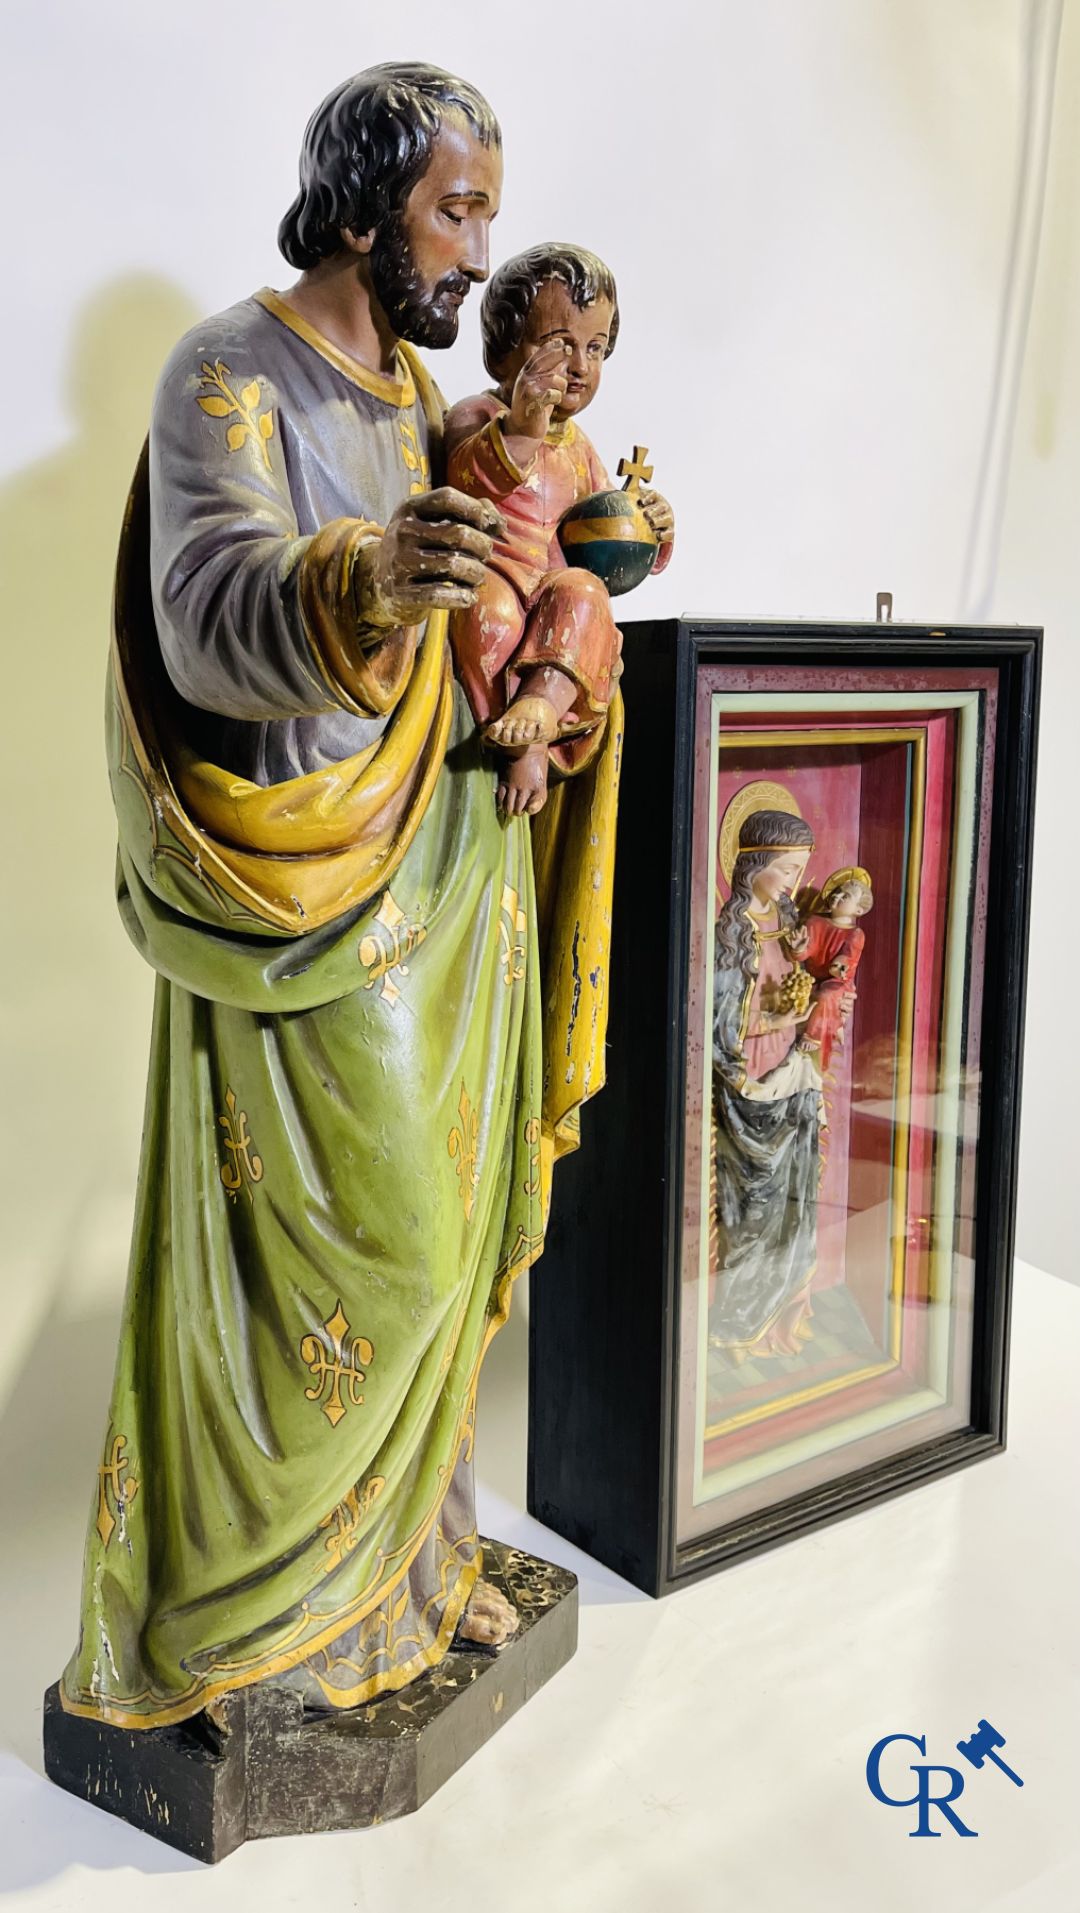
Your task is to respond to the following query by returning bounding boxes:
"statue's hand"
[760,1007,805,1033]
[357,489,507,626]
[638,487,675,543]
[507,339,571,442]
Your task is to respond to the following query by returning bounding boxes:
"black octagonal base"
[43,1539,577,1863]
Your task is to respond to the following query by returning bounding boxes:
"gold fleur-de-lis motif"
[448,1081,480,1221]
[498,884,528,987]
[524,1116,542,1197]
[218,1087,264,1202]
[195,360,274,471]
[358,890,427,1007]
[301,1302,375,1428]
[96,1433,139,1550]
[398,414,431,495]
[319,1488,360,1570]
[318,1475,385,1570]
[360,1473,385,1514]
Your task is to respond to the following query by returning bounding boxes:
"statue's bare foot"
[496,742,550,817]
[458,1577,520,1647]
[485,694,559,753]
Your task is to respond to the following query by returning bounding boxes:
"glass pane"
[675,663,997,1546]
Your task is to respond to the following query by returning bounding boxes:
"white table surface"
[2,1257,1076,1911]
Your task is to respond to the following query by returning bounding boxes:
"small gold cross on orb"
[617,445,654,495]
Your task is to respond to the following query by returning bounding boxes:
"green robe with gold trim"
[61,292,620,1727]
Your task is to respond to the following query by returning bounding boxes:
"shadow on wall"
[1006,3,1080,1283]
[0,277,201,1359]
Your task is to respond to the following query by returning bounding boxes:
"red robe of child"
[799,917,866,1070]
[445,392,671,774]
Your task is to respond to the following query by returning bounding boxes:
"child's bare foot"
[496,741,550,816]
[484,694,559,754]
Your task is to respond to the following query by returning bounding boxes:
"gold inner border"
[702,724,926,1443]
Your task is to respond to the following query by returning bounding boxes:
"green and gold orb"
[557,443,660,597]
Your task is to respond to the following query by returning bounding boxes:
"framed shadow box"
[527,619,1040,1595]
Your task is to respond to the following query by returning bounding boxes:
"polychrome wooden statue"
[709,809,862,1362]
[445,244,675,816]
[789,866,874,1070]
[52,65,633,1778]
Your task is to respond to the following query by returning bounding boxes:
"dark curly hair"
[481,244,620,379]
[279,63,501,270]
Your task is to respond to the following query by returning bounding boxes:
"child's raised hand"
[507,340,571,442]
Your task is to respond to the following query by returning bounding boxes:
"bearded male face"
[368,207,473,348]
[368,116,503,348]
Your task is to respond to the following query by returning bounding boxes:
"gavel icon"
[956,1719,1023,1787]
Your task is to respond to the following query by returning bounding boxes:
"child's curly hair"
[481,243,620,379]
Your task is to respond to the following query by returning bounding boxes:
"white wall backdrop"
[2,0,1077,1421]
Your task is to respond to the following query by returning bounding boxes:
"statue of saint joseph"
[60,63,620,1727]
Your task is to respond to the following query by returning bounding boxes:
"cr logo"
[866,1733,977,1838]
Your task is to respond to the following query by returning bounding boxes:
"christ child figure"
[787,867,874,1070]
[444,244,675,815]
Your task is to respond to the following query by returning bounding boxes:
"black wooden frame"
[527,619,1041,1596]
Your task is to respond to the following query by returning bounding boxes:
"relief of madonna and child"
[707,789,886,1411]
